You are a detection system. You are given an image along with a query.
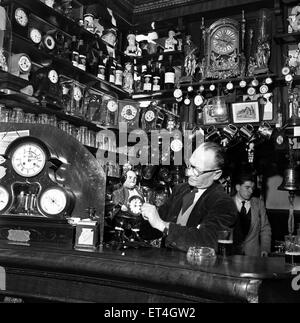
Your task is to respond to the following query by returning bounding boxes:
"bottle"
[77,39,87,71]
[143,60,153,92]
[164,55,175,90]
[133,61,142,93]
[97,50,106,80]
[152,61,161,92]
[106,56,116,84]
[70,35,79,67]
[115,56,123,87]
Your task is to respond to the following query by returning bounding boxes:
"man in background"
[233,172,271,257]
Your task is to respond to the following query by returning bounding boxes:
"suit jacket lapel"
[187,182,219,226]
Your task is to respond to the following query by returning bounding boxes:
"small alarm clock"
[10,53,32,80]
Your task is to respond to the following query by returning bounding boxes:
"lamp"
[278,143,300,235]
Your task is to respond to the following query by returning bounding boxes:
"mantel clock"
[0,136,75,249]
[205,18,240,79]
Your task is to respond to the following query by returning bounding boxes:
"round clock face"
[0,186,9,212]
[171,139,183,152]
[173,88,183,99]
[211,26,238,55]
[48,70,58,84]
[11,142,47,178]
[44,35,56,50]
[145,110,155,122]
[184,98,191,105]
[247,87,256,96]
[259,84,269,94]
[15,8,28,27]
[107,100,118,112]
[40,188,67,216]
[239,80,247,88]
[73,87,82,101]
[18,55,31,72]
[29,28,42,44]
[127,195,144,216]
[121,105,137,121]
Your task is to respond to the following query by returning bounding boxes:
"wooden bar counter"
[0,245,298,303]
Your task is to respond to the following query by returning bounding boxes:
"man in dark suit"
[232,172,271,257]
[141,142,237,252]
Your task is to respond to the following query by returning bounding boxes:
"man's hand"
[261,251,268,257]
[141,203,168,232]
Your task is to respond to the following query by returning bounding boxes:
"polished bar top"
[0,245,292,280]
[0,245,297,303]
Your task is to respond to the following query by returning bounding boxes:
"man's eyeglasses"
[186,166,221,177]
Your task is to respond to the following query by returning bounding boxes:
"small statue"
[123,61,134,94]
[124,33,141,57]
[164,29,178,52]
[256,41,270,70]
[183,35,197,77]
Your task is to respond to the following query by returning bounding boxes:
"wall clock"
[29,28,42,45]
[205,18,240,79]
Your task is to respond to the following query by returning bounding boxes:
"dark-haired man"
[141,142,237,252]
[233,173,271,257]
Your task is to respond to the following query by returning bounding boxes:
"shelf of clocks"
[0,92,106,133]
[12,33,128,99]
[7,0,106,47]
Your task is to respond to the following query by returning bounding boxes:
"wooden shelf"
[274,31,300,44]
[12,33,128,99]
[0,92,107,133]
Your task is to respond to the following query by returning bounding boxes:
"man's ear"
[235,184,240,192]
[214,170,222,181]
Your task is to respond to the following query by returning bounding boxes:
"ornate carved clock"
[141,103,165,132]
[0,136,75,249]
[205,18,240,79]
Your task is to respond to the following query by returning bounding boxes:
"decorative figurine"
[164,29,178,52]
[288,5,300,33]
[183,35,197,78]
[111,170,145,244]
[124,33,141,57]
[123,61,134,94]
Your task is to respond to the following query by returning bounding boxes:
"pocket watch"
[171,139,183,152]
[194,94,204,107]
[29,28,42,44]
[259,84,269,94]
[11,141,47,178]
[121,104,138,121]
[14,8,28,27]
[145,109,155,122]
[39,187,70,216]
[0,186,10,212]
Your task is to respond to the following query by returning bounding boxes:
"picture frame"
[243,93,273,121]
[231,101,260,124]
[203,103,230,125]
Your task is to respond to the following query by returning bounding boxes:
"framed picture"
[231,101,260,124]
[203,103,230,125]
[243,93,273,121]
